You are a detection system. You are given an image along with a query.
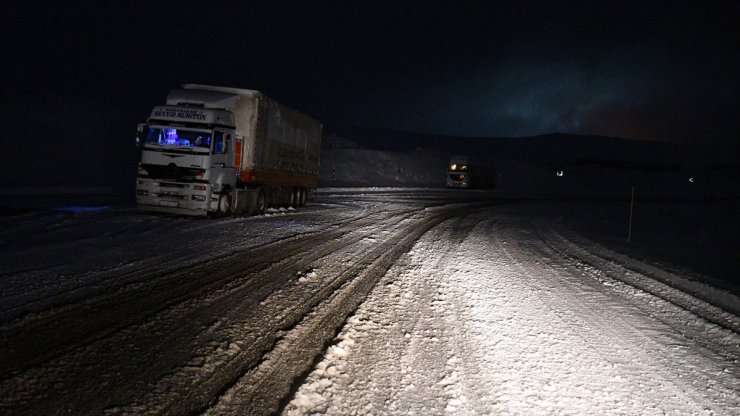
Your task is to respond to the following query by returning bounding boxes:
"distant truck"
[446,156,471,188]
[135,84,322,216]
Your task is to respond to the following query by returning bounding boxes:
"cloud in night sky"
[315,1,739,145]
[348,42,736,144]
[369,54,648,137]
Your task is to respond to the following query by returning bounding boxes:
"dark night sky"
[2,0,738,145]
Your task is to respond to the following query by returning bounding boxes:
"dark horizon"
[2,1,738,146]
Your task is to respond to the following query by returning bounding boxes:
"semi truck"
[446,156,471,188]
[135,84,322,216]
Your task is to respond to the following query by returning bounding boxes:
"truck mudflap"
[231,188,260,215]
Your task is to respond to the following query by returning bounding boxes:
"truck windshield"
[144,127,212,150]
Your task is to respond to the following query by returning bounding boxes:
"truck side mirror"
[136,124,148,148]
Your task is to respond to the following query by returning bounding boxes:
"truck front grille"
[142,163,204,181]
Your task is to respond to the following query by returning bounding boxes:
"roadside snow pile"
[266,207,296,215]
[297,268,318,283]
[319,139,446,187]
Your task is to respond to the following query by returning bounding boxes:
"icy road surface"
[0,189,738,415]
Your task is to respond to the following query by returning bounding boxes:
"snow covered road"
[286,209,739,415]
[0,189,737,415]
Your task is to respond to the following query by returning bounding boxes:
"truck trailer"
[135,85,322,216]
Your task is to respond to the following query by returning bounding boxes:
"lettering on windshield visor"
[153,107,207,121]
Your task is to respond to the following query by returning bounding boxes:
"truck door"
[210,130,237,189]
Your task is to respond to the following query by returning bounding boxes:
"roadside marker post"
[627,185,635,243]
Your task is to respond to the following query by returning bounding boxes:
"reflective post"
[627,185,635,243]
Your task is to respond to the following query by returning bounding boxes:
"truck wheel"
[217,189,232,216]
[289,188,298,207]
[256,189,267,215]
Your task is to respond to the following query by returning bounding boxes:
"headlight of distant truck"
[450,164,457,171]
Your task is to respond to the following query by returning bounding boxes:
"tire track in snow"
[532,226,740,406]
[543,226,740,333]
[0,204,419,413]
[206,205,486,415]
[0,203,388,354]
[388,214,498,415]
[282,211,493,415]
[489,216,739,413]
[111,206,424,415]
[0,203,373,321]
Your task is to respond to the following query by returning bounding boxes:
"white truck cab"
[136,90,238,216]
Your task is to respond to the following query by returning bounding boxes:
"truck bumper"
[135,179,214,216]
[446,181,470,188]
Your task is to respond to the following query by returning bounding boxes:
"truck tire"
[256,189,267,215]
[217,188,232,216]
[289,188,298,207]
